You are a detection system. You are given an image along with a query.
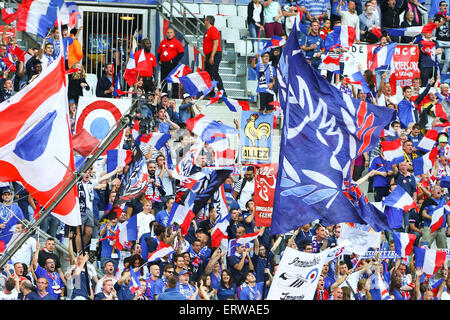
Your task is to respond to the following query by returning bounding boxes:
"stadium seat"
[183,3,201,17]
[218,4,237,16]
[235,40,253,56]
[237,5,248,18]
[199,4,219,16]
[85,73,97,97]
[227,16,247,30]
[162,1,183,18]
[221,28,241,44]
[214,15,228,30]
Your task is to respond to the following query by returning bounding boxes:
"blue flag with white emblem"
[272,29,394,235]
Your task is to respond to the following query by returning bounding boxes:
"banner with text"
[267,247,327,300]
[254,163,278,227]
[240,111,273,164]
[349,44,420,89]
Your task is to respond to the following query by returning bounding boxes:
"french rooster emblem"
[244,114,271,147]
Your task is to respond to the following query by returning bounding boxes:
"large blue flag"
[272,29,394,235]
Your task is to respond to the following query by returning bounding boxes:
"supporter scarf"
[77,180,94,214]
[257,62,275,94]
[145,177,162,202]
[188,245,208,268]
[178,283,196,298]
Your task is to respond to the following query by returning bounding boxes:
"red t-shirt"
[157,37,184,62]
[135,49,157,77]
[203,25,221,55]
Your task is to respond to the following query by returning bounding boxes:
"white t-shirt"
[235,178,255,211]
[0,289,18,300]
[10,236,36,266]
[441,291,450,300]
[137,211,155,240]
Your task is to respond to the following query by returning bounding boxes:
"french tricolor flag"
[388,22,438,38]
[430,198,446,233]
[16,0,64,38]
[415,147,438,176]
[324,25,356,51]
[222,96,250,113]
[179,71,215,97]
[129,266,141,294]
[168,202,196,236]
[235,231,260,246]
[139,132,171,150]
[415,246,447,275]
[115,214,138,251]
[380,139,404,164]
[261,35,286,54]
[392,231,416,257]
[319,54,341,73]
[370,42,396,71]
[123,51,138,87]
[147,241,175,262]
[186,114,238,150]
[417,129,439,152]
[211,211,232,248]
[164,63,192,84]
[106,149,133,173]
[382,185,418,212]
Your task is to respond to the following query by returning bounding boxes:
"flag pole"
[0,99,139,270]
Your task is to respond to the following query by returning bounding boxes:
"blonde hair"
[71,62,86,79]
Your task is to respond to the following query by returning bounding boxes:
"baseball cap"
[178,270,192,276]
[183,93,191,99]
[1,187,12,195]
[439,135,448,143]
[161,92,168,97]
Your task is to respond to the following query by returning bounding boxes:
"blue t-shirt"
[99,222,120,259]
[157,287,187,300]
[217,283,236,300]
[395,173,416,197]
[228,253,250,284]
[304,34,324,60]
[238,282,264,300]
[34,265,65,300]
[0,203,24,244]
[114,282,134,300]
[369,156,392,188]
